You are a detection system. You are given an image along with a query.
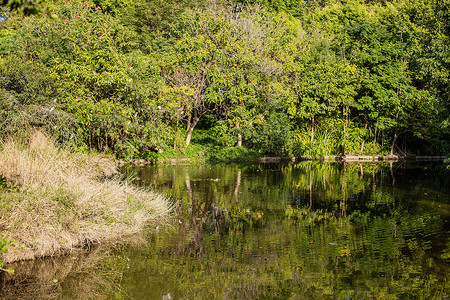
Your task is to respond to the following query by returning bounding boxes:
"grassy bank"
[118,144,264,166]
[119,144,447,166]
[0,131,170,263]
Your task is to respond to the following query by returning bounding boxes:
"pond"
[1,162,449,299]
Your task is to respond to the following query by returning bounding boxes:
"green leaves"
[0,234,14,274]
[0,0,448,156]
[2,0,40,15]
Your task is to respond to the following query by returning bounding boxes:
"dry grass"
[0,131,170,263]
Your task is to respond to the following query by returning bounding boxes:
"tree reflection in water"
[1,162,448,299]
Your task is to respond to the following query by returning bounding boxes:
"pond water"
[1,162,449,299]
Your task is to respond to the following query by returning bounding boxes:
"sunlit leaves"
[0,0,448,156]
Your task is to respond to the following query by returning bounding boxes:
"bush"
[288,119,381,156]
[244,112,293,155]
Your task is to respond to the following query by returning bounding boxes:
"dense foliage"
[0,0,448,158]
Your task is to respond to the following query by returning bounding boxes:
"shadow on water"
[1,162,449,299]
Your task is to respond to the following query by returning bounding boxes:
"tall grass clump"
[0,131,170,263]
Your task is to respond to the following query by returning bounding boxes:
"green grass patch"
[206,146,260,162]
[0,174,16,191]
[154,144,262,163]
[0,235,15,274]
[157,143,209,161]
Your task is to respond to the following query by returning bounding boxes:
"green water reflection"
[111,162,448,299]
[2,162,449,299]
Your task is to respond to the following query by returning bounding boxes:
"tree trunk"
[236,124,242,147]
[390,113,399,156]
[360,123,367,153]
[342,106,348,156]
[185,67,208,147]
[373,127,378,151]
[390,129,398,156]
[343,120,347,155]
[186,116,200,147]
[186,114,191,133]
[186,127,194,147]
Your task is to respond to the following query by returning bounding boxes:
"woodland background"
[0,0,448,160]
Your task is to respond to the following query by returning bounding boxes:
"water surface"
[1,162,449,299]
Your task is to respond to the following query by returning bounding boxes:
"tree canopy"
[0,0,448,158]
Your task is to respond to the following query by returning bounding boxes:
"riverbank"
[0,132,170,263]
[118,152,448,166]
